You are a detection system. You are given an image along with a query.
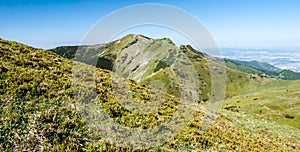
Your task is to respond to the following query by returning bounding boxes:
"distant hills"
[228,59,281,72]
[49,36,300,81]
[50,34,252,100]
[224,59,300,80]
[1,35,300,151]
[220,48,300,73]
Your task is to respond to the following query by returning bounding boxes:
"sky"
[1,0,300,50]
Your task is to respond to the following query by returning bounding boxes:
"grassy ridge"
[227,59,281,73]
[49,35,251,102]
[0,39,87,151]
[1,38,299,151]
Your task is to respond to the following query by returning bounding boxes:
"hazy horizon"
[1,0,300,50]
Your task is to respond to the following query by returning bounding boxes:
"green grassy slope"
[223,79,300,129]
[50,34,251,101]
[225,59,263,74]
[229,59,281,72]
[279,69,300,80]
[2,38,299,151]
[0,38,86,151]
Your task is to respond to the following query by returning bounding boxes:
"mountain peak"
[120,34,176,46]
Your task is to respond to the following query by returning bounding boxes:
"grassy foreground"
[1,38,299,151]
[223,78,300,129]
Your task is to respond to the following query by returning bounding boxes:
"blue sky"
[1,0,300,50]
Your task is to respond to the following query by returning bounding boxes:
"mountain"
[1,36,300,151]
[224,58,263,74]
[224,58,300,80]
[227,59,281,73]
[220,48,300,73]
[279,69,300,80]
[50,34,250,99]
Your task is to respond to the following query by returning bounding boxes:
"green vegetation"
[279,69,300,80]
[225,59,300,80]
[48,45,79,59]
[223,79,300,129]
[225,59,263,74]
[0,39,86,151]
[50,35,251,101]
[1,36,300,151]
[228,59,281,72]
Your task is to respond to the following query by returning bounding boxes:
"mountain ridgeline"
[224,59,300,80]
[50,34,250,100]
[1,36,300,151]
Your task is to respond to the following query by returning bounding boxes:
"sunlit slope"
[0,37,180,150]
[223,79,300,129]
[1,38,299,151]
[50,34,251,101]
[1,37,181,150]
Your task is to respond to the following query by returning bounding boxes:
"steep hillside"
[225,59,300,80]
[0,38,86,151]
[229,59,281,72]
[50,34,250,101]
[279,69,300,80]
[2,38,299,151]
[224,59,265,74]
